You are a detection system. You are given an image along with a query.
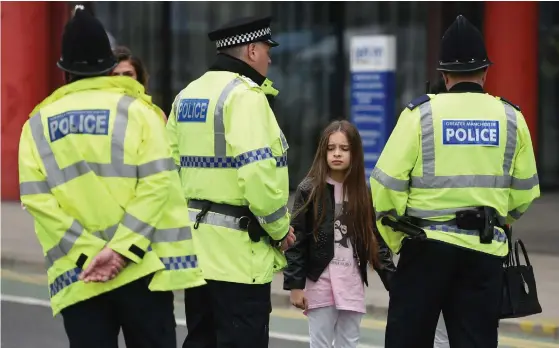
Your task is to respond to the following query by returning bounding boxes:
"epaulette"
[497,96,521,112]
[406,94,431,111]
[238,75,259,88]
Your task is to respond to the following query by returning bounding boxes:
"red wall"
[1,2,68,200]
[484,1,539,153]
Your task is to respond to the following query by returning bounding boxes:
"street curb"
[271,290,559,341]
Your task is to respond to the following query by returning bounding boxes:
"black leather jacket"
[283,178,397,291]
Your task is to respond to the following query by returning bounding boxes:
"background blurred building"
[2,1,557,200]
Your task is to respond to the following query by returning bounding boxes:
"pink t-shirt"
[304,177,366,314]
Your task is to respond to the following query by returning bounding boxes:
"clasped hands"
[78,247,127,283]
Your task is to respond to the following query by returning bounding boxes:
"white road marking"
[2,294,382,348]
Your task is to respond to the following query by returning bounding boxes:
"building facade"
[1,1,557,200]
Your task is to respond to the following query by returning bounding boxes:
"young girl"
[283,120,396,348]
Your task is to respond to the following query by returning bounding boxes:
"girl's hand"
[290,289,308,310]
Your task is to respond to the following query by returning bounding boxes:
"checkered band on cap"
[216,27,272,49]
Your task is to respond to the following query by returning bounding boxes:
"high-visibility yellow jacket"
[166,71,290,285]
[18,76,205,316]
[370,92,540,256]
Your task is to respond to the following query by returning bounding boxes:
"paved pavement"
[2,193,559,343]
[2,272,557,348]
[0,301,309,348]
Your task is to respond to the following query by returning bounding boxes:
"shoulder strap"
[406,94,431,111]
[497,96,521,111]
[237,75,260,89]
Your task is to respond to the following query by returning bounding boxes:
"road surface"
[1,268,558,348]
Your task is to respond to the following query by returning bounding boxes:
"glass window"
[94,2,431,189]
[538,2,559,190]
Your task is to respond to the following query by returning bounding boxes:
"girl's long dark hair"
[294,120,379,268]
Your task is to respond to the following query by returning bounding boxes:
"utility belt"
[382,206,503,244]
[188,199,275,245]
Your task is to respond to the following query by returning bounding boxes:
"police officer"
[370,15,540,348]
[166,15,296,348]
[18,6,204,348]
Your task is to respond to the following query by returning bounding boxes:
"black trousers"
[60,275,176,348]
[385,239,504,348]
[182,280,272,348]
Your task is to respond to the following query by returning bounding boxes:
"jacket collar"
[448,81,484,93]
[209,53,279,109]
[209,53,266,86]
[29,76,163,117]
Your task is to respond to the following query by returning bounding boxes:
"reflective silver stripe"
[406,206,479,219]
[112,95,135,177]
[426,225,507,243]
[408,206,506,225]
[20,181,50,195]
[92,223,191,244]
[410,100,521,189]
[371,167,409,192]
[419,102,435,177]
[45,220,85,267]
[256,205,287,224]
[214,78,245,157]
[152,226,192,243]
[138,158,176,178]
[92,224,119,241]
[121,213,156,240]
[411,175,512,189]
[188,209,246,232]
[502,103,517,175]
[508,202,531,220]
[511,174,539,190]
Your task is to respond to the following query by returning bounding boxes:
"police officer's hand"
[79,247,127,283]
[280,226,296,251]
[290,289,308,310]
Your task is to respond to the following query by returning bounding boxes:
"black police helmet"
[437,15,492,72]
[57,5,117,76]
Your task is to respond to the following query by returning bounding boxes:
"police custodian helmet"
[57,5,117,76]
[437,15,492,72]
[208,16,279,49]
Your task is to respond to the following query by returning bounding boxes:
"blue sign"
[48,110,109,142]
[349,36,396,179]
[442,120,500,146]
[177,99,209,123]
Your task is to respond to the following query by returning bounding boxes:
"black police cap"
[437,15,492,72]
[57,5,117,76]
[208,16,279,50]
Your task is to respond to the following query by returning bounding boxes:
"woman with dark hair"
[111,46,167,122]
[112,46,149,88]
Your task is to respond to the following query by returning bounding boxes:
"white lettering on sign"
[48,110,110,142]
[442,119,500,146]
[350,35,397,72]
[177,99,210,123]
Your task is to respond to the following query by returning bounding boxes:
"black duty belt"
[408,206,503,244]
[187,199,274,244]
